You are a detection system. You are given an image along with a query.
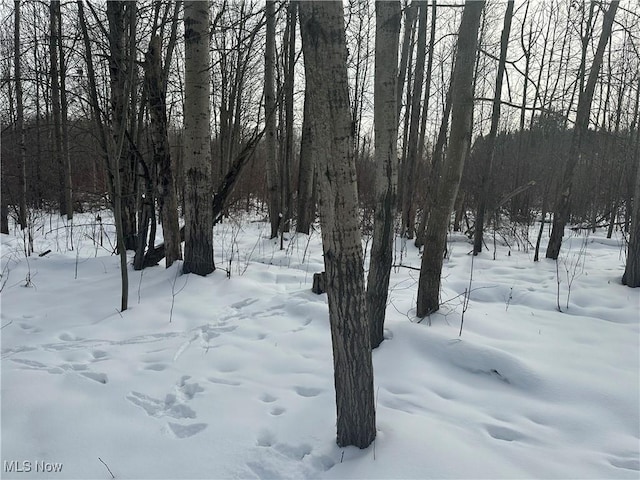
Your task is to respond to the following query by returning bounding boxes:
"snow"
[1,211,639,479]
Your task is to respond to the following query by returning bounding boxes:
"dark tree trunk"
[416,0,484,317]
[144,34,181,267]
[400,1,428,239]
[264,0,280,239]
[296,93,315,234]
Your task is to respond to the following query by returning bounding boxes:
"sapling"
[459,251,475,337]
[169,262,188,323]
[561,235,588,310]
[555,256,562,312]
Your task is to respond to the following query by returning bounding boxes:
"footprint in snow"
[294,386,322,398]
[608,455,640,472]
[58,332,84,342]
[208,376,241,386]
[126,377,207,439]
[485,424,526,442]
[270,406,285,416]
[260,393,277,403]
[166,422,208,439]
[91,350,109,361]
[11,358,108,383]
[19,322,42,334]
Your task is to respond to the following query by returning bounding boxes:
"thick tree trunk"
[546,1,619,260]
[621,165,639,287]
[264,0,280,239]
[416,0,484,318]
[145,35,181,267]
[183,1,214,276]
[622,88,640,287]
[473,0,513,255]
[299,0,376,449]
[366,0,401,349]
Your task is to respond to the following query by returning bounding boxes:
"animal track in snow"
[10,358,107,383]
[126,376,207,439]
[167,422,208,439]
[294,386,322,398]
[126,391,196,419]
[208,376,241,386]
[256,429,276,447]
[270,406,285,416]
[80,371,108,384]
[608,455,640,472]
[260,393,277,403]
[485,424,526,442]
[19,322,41,334]
[144,363,168,372]
[91,350,108,361]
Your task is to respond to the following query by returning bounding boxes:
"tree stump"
[312,272,327,294]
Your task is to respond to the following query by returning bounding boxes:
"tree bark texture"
[416,0,484,318]
[264,0,281,239]
[299,0,376,449]
[50,1,63,220]
[366,0,401,349]
[546,0,619,260]
[145,34,182,268]
[622,86,640,287]
[14,0,27,231]
[296,93,316,235]
[57,3,73,221]
[400,0,427,239]
[107,1,137,252]
[183,0,215,276]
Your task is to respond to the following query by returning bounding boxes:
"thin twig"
[98,457,115,479]
[391,264,421,271]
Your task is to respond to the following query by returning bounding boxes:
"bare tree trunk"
[281,1,297,236]
[400,0,428,239]
[546,0,619,259]
[473,0,513,255]
[299,0,376,449]
[14,0,27,232]
[416,0,484,318]
[622,80,640,287]
[50,1,63,219]
[145,34,181,267]
[296,93,315,234]
[396,2,417,122]
[57,2,72,221]
[366,0,401,349]
[414,84,452,248]
[183,0,214,276]
[264,0,280,239]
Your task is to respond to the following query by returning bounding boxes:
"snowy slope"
[1,212,638,479]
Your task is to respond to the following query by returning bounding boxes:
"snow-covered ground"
[1,210,638,479]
